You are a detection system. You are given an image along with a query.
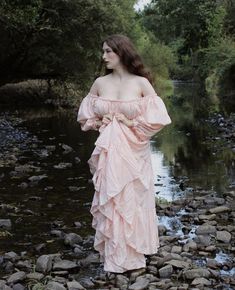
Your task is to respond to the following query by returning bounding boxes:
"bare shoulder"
[89,76,105,95]
[136,76,155,96]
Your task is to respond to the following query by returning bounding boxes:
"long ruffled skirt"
[88,119,159,273]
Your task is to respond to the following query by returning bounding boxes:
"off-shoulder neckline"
[88,93,156,103]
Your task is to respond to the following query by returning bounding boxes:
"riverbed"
[0,82,234,289]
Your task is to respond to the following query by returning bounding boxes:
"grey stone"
[196,225,216,235]
[0,219,12,229]
[26,272,44,280]
[64,233,82,247]
[196,235,211,246]
[209,206,231,214]
[171,246,182,253]
[35,255,53,273]
[183,241,197,252]
[45,281,66,290]
[184,268,210,279]
[216,231,232,243]
[198,214,216,221]
[4,252,19,261]
[28,174,47,182]
[7,271,26,284]
[12,283,25,290]
[159,265,173,278]
[191,277,211,286]
[129,268,146,282]
[129,277,149,290]
[67,280,85,290]
[79,278,95,288]
[115,275,129,288]
[53,260,78,270]
[165,259,191,269]
[80,253,100,266]
[54,163,72,169]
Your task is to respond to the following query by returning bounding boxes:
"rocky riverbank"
[0,112,234,289]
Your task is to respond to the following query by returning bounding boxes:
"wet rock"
[35,255,53,273]
[45,281,66,290]
[68,186,80,192]
[159,264,173,278]
[196,225,216,235]
[62,144,73,154]
[0,219,12,229]
[183,268,210,279]
[7,271,26,284]
[209,206,231,214]
[129,277,149,290]
[158,225,167,235]
[54,163,72,169]
[74,157,81,164]
[191,277,211,286]
[64,233,82,247]
[28,174,47,182]
[67,280,85,290]
[53,260,78,270]
[165,259,191,269]
[74,221,82,228]
[115,275,129,288]
[206,258,220,269]
[26,272,44,280]
[216,231,232,243]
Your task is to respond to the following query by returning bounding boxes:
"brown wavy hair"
[101,34,153,84]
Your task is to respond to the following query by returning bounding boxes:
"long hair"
[101,34,153,84]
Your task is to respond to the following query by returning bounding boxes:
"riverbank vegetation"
[0,0,234,107]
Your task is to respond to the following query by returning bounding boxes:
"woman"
[77,34,171,273]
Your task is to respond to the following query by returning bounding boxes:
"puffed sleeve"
[131,94,171,141]
[77,93,100,131]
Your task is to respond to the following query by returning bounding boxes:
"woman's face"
[102,42,121,70]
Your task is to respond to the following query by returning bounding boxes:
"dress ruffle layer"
[77,93,171,273]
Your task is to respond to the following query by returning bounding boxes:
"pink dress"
[77,93,171,273]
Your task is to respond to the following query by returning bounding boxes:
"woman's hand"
[102,114,113,125]
[115,113,134,127]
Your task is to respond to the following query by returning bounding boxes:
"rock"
[4,252,19,261]
[165,259,191,269]
[198,214,216,221]
[54,163,72,169]
[51,230,64,238]
[216,231,232,243]
[129,268,146,282]
[196,225,216,235]
[191,277,211,286]
[183,241,197,252]
[28,174,47,182]
[184,268,210,279]
[129,277,149,290]
[171,246,182,253]
[53,260,78,270]
[68,186,80,192]
[0,219,12,229]
[12,283,25,290]
[79,278,95,288]
[45,281,66,290]
[80,253,100,267]
[67,280,85,290]
[7,271,26,284]
[62,144,73,153]
[115,275,129,288]
[26,272,44,280]
[64,233,82,247]
[196,235,211,246]
[74,222,82,228]
[209,206,231,214]
[206,258,220,269]
[15,260,31,270]
[35,255,52,273]
[159,265,173,278]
